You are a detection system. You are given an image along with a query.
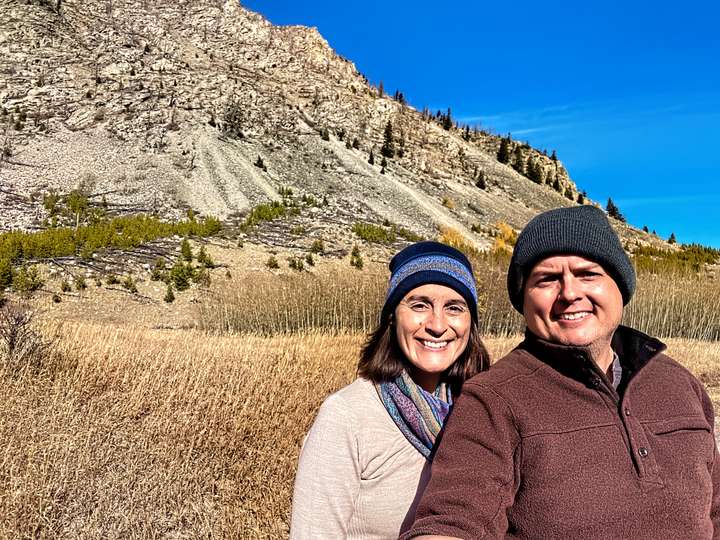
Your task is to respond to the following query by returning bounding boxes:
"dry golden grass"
[2,322,718,539]
[0,323,360,539]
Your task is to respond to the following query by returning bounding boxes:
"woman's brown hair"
[357,319,490,395]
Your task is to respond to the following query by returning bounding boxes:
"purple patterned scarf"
[375,371,453,460]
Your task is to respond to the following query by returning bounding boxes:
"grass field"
[1,237,720,538]
[1,319,719,539]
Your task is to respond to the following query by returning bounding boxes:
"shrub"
[239,202,287,233]
[122,275,138,293]
[12,266,44,297]
[106,274,119,285]
[75,275,87,291]
[164,284,175,303]
[305,254,315,266]
[288,257,304,271]
[151,257,166,281]
[197,245,215,268]
[289,226,307,236]
[52,293,61,303]
[352,222,396,244]
[350,245,364,269]
[0,215,221,266]
[60,279,71,292]
[193,268,211,288]
[170,262,194,291]
[0,301,50,374]
[310,239,325,254]
[0,258,12,290]
[266,256,279,270]
[181,238,193,262]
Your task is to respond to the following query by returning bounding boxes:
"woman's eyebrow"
[403,295,432,303]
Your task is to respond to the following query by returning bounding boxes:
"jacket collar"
[518,325,666,386]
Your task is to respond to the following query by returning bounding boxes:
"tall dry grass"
[2,321,719,538]
[0,321,519,538]
[0,323,360,538]
[198,264,720,341]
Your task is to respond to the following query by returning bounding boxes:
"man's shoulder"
[464,347,546,389]
[641,352,705,393]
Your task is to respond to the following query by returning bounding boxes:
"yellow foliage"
[438,226,481,259]
[495,221,518,246]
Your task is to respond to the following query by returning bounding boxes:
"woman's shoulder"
[321,377,380,414]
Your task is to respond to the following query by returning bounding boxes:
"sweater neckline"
[518,325,666,388]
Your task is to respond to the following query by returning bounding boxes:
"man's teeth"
[557,312,589,320]
[423,340,448,349]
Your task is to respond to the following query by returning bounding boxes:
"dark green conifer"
[380,121,394,158]
[442,108,453,130]
[606,198,626,222]
[497,136,511,164]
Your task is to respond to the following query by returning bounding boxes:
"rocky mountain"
[0,0,654,249]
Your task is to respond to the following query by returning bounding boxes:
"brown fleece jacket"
[403,326,720,540]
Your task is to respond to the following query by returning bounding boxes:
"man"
[402,205,720,539]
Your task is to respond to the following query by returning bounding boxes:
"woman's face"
[394,283,472,392]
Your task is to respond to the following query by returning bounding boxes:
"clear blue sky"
[242,0,720,248]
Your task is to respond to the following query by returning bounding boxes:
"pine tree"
[497,136,511,164]
[668,232,677,244]
[512,146,525,174]
[368,150,375,165]
[180,238,193,261]
[642,225,649,233]
[380,121,394,158]
[164,283,175,303]
[577,191,586,204]
[527,158,543,184]
[551,149,558,162]
[475,171,487,190]
[606,198,626,222]
[442,108,453,130]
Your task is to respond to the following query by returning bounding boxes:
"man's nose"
[558,274,581,302]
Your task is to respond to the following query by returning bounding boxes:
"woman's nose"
[424,309,447,335]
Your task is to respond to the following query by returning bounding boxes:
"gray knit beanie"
[507,205,636,313]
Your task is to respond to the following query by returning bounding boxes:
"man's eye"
[410,302,429,311]
[447,305,467,314]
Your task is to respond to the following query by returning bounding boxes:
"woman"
[290,241,490,539]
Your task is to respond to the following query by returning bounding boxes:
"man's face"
[523,254,623,349]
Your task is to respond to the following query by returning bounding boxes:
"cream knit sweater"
[290,377,430,539]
